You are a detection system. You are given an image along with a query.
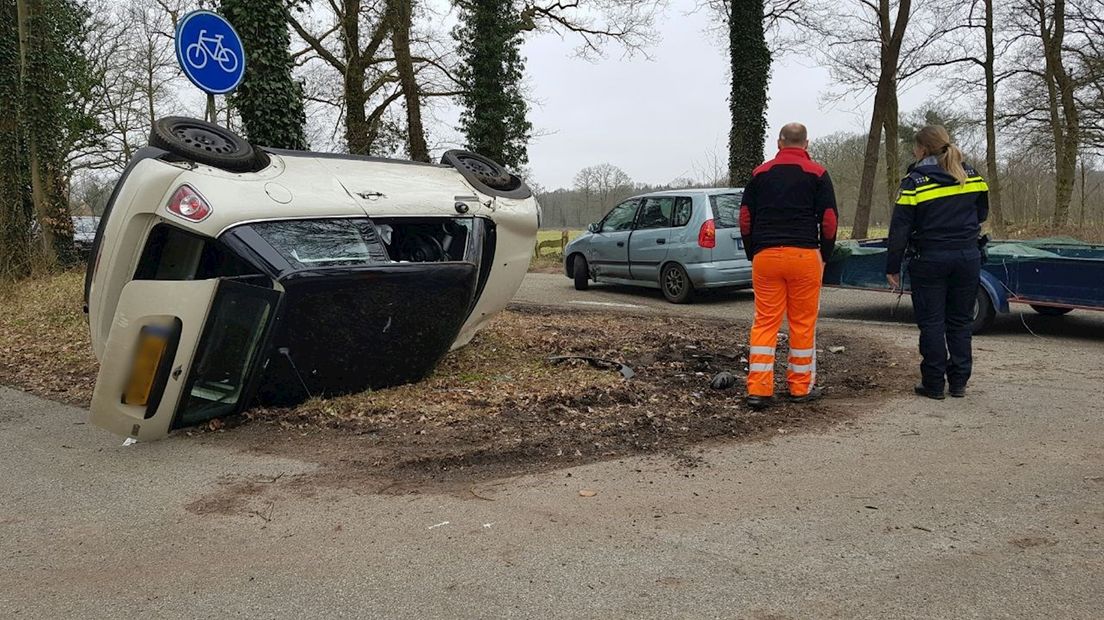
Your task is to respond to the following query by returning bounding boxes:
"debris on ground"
[710,372,738,390]
[829,346,847,354]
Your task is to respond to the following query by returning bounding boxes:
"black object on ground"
[710,371,738,390]
[547,355,635,380]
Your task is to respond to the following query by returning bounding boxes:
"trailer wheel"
[1030,304,1073,316]
[971,287,996,333]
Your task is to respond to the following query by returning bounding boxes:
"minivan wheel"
[661,263,693,304]
[149,116,256,172]
[1030,304,1073,316]
[573,256,590,291]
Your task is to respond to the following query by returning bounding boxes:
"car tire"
[573,256,590,291]
[149,116,257,172]
[661,263,693,304]
[441,150,515,190]
[1030,304,1073,316]
[971,287,996,334]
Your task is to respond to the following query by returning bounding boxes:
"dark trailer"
[823,237,1104,333]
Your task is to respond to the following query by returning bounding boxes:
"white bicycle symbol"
[185,29,239,73]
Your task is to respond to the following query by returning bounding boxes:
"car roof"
[634,187,744,198]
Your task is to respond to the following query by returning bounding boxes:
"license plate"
[122,327,170,406]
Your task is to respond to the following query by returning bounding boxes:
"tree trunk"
[16,0,57,267]
[852,0,911,239]
[341,0,371,155]
[727,0,770,186]
[883,84,899,222]
[1040,0,1079,227]
[387,0,429,162]
[983,0,1005,234]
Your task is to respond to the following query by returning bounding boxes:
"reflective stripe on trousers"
[746,247,823,397]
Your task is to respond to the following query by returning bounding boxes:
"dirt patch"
[237,304,911,491]
[1,273,912,495]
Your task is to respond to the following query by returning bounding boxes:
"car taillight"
[167,185,211,222]
[698,219,716,249]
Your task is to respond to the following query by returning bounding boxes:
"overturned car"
[85,117,538,441]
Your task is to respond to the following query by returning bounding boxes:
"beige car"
[85,117,538,441]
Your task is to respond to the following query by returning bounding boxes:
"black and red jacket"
[739,147,838,262]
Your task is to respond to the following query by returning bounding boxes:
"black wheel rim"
[172,123,238,155]
[664,267,684,297]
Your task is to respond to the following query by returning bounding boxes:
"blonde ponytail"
[915,125,968,185]
[939,144,968,185]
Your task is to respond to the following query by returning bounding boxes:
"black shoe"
[789,386,823,403]
[745,395,774,410]
[914,384,946,400]
[949,386,966,398]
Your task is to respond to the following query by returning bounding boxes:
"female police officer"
[885,125,989,400]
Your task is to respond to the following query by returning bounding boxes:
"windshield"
[250,219,389,268]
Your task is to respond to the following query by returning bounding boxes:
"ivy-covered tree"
[221,0,307,149]
[727,0,771,186]
[2,0,93,273]
[0,0,32,277]
[453,0,532,170]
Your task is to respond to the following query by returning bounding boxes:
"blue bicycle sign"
[175,10,246,95]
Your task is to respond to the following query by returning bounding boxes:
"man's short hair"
[779,123,808,146]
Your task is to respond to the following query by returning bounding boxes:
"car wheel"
[971,287,995,333]
[149,116,257,172]
[573,256,590,291]
[1030,304,1073,316]
[661,263,693,304]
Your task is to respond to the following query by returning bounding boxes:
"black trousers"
[908,249,982,391]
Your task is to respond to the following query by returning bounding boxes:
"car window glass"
[601,200,638,232]
[637,197,675,230]
[710,194,743,229]
[134,224,259,281]
[252,219,388,268]
[672,197,693,227]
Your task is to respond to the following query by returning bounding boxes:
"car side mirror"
[587,223,600,234]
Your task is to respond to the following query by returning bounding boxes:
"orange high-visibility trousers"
[747,247,823,397]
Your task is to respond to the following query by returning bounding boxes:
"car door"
[589,199,639,279]
[629,196,676,282]
[89,277,280,441]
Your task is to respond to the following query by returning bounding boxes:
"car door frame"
[628,196,681,282]
[589,198,640,280]
[89,276,281,440]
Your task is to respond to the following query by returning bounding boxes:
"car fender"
[979,270,1008,313]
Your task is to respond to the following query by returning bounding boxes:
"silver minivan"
[563,188,752,303]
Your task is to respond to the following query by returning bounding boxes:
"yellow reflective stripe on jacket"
[896,178,988,206]
[899,176,986,196]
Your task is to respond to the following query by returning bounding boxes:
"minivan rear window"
[710,194,743,229]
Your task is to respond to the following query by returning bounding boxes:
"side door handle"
[616,241,625,247]
[656,239,666,244]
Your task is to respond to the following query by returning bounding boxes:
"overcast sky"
[514,0,935,189]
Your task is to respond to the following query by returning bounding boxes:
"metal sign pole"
[206,94,216,123]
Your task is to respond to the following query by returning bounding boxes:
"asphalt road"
[2,274,1103,618]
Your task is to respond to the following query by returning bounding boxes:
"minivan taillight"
[698,219,716,249]
[167,185,211,222]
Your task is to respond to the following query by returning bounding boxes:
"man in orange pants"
[739,123,838,409]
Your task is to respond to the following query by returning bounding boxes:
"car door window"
[637,197,675,230]
[601,200,639,232]
[710,193,743,229]
[672,197,693,227]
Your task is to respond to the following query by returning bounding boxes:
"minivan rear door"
[89,278,280,441]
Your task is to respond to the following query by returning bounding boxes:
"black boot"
[914,383,945,400]
[745,395,774,410]
[789,386,823,403]
[949,385,966,398]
